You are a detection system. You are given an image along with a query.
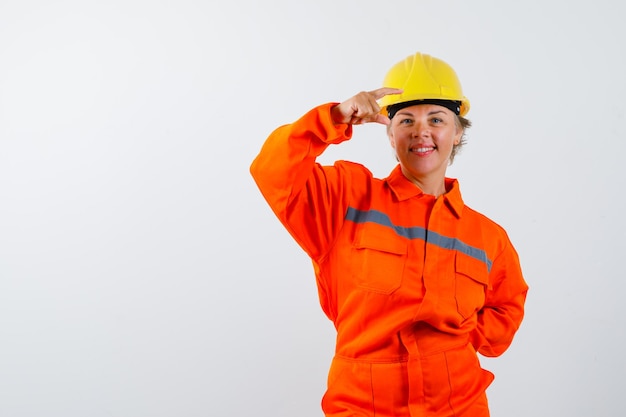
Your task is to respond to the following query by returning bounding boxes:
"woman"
[250,52,528,417]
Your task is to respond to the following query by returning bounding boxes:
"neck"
[401,166,447,197]
[403,171,447,197]
[415,180,446,197]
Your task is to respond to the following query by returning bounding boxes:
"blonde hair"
[450,115,471,164]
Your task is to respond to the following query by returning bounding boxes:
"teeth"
[414,147,434,152]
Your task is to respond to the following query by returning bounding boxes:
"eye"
[430,117,443,124]
[399,118,413,125]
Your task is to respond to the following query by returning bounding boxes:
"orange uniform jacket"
[250,104,528,417]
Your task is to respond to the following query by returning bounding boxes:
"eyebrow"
[397,110,447,117]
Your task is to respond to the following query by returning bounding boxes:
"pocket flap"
[455,253,490,287]
[356,228,407,255]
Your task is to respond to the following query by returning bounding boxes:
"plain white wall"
[1,0,624,416]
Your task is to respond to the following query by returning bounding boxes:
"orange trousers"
[322,325,492,417]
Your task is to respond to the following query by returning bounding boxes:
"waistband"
[334,323,471,363]
[401,323,470,358]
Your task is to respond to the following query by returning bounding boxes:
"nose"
[412,120,430,138]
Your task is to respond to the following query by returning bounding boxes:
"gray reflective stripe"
[346,207,493,272]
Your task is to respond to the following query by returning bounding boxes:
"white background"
[1,1,624,416]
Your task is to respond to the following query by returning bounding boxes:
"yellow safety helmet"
[379,52,470,117]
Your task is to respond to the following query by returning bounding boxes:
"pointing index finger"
[369,87,404,101]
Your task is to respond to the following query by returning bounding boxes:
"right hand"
[331,87,403,126]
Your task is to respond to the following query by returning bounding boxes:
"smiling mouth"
[411,146,436,154]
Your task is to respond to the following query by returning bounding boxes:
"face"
[388,104,463,186]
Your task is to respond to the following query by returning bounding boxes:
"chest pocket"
[454,253,490,319]
[352,228,408,295]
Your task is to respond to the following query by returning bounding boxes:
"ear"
[453,126,463,146]
[387,125,396,149]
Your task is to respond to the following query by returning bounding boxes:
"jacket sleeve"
[470,238,529,357]
[249,103,353,261]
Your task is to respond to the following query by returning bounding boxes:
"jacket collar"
[385,165,465,218]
